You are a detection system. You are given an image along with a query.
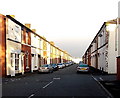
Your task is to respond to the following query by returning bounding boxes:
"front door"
[15,54,20,74]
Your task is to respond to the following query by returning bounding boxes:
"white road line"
[43,81,53,89]
[53,77,61,80]
[91,74,113,98]
[28,94,34,98]
[91,75,98,82]
[0,84,2,85]
[99,77,104,81]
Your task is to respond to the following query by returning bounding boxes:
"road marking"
[0,84,2,85]
[28,94,34,98]
[25,82,28,85]
[91,74,113,98]
[5,82,8,84]
[53,77,61,80]
[91,75,98,82]
[99,77,104,81]
[43,81,53,89]
[11,79,14,82]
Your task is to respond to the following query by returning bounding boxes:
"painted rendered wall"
[6,18,22,76]
[47,42,50,64]
[31,33,40,71]
[98,46,108,72]
[6,41,21,76]
[31,47,38,72]
[97,26,108,72]
[117,17,120,79]
[107,24,117,74]
[6,19,21,42]
[40,39,44,65]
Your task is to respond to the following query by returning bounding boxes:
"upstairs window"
[26,32,29,44]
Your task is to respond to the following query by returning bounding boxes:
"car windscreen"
[79,64,88,67]
[58,63,62,65]
[41,65,48,67]
[52,64,56,66]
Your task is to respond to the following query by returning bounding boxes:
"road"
[2,64,110,98]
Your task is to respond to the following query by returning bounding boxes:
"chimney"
[10,15,15,18]
[50,41,55,45]
[25,24,31,29]
[32,29,36,33]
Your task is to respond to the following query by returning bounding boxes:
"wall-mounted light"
[98,33,103,37]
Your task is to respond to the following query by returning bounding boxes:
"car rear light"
[86,68,89,70]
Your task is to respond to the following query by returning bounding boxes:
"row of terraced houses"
[82,19,120,80]
[0,14,72,77]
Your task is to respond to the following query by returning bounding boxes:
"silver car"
[38,64,53,73]
[57,63,65,69]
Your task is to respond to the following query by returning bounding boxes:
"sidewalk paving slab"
[90,66,120,98]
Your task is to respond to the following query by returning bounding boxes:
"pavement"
[89,66,120,98]
[2,72,37,84]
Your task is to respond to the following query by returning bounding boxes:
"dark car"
[51,64,59,71]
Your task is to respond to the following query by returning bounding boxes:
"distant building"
[72,57,82,64]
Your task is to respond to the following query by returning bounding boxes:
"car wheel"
[77,71,79,74]
[49,70,53,73]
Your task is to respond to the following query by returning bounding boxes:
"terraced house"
[82,18,120,80]
[0,14,72,77]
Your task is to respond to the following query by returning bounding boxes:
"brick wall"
[0,14,6,77]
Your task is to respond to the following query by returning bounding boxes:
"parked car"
[64,62,70,67]
[69,61,73,65]
[77,63,89,73]
[79,61,84,64]
[38,64,53,73]
[57,63,65,69]
[51,64,59,71]
[62,63,66,68]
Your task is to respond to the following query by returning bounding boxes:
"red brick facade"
[0,14,6,77]
[117,57,120,80]
[22,29,31,73]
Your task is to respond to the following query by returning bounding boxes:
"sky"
[0,0,119,58]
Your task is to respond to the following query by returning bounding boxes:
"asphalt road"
[2,64,110,98]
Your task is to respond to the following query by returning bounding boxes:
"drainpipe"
[117,2,120,80]
[117,56,120,80]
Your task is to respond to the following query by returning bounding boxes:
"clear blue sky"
[0,0,119,57]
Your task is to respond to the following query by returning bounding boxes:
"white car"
[38,64,53,73]
[64,63,69,67]
[57,63,65,69]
